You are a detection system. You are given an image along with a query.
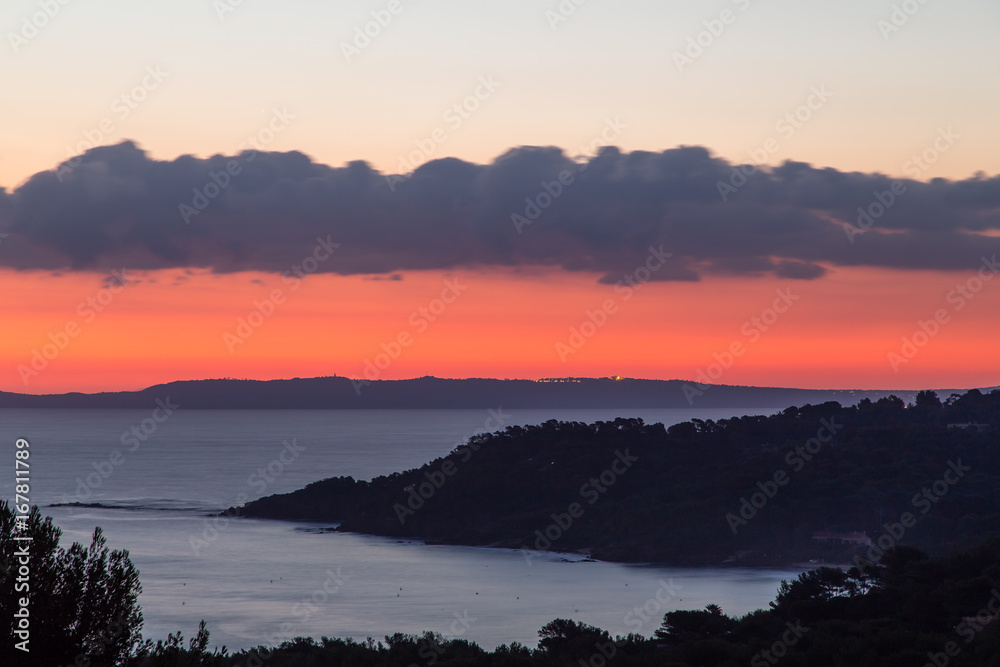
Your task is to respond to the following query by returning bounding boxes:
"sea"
[0,406,805,652]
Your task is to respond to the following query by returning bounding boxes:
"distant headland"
[234,389,1000,566]
[0,375,988,409]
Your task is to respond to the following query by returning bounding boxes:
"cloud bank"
[1,141,998,282]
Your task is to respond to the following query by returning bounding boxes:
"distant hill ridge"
[0,376,988,409]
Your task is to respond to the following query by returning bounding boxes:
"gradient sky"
[3,0,999,393]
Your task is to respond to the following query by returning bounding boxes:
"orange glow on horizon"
[0,265,997,395]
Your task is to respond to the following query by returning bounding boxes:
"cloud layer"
[1,141,998,282]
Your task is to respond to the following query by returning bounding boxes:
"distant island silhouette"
[0,375,987,409]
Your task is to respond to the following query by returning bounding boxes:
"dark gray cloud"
[1,141,998,281]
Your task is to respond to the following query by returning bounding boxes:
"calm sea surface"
[0,407,802,651]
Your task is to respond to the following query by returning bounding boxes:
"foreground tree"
[537,618,612,661]
[655,604,737,644]
[0,502,143,666]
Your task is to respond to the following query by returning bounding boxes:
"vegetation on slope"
[7,496,1000,666]
[238,390,1000,565]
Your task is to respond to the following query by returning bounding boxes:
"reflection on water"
[1,407,794,651]
[49,507,802,652]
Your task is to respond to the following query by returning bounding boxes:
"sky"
[2,0,999,393]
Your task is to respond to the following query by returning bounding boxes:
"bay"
[0,407,800,651]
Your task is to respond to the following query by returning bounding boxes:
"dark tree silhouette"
[0,502,143,667]
[915,389,943,410]
[655,604,736,644]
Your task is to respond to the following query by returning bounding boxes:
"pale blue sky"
[3,0,999,187]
